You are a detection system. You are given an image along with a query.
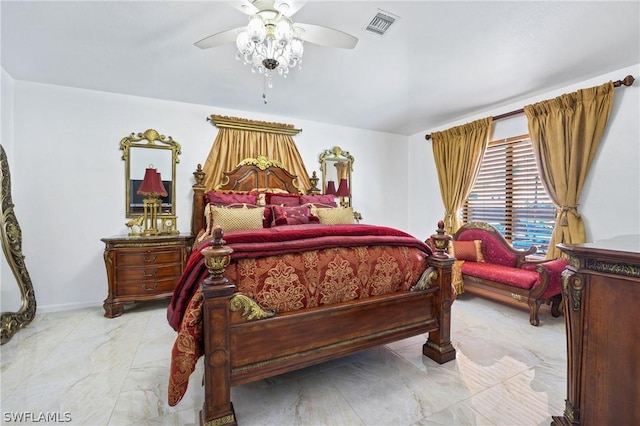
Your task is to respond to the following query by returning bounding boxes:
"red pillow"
[271,205,319,226]
[262,207,273,228]
[205,191,257,206]
[275,215,319,226]
[299,194,338,207]
[266,193,301,206]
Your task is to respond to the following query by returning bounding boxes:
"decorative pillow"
[250,188,289,206]
[205,191,257,206]
[299,194,338,207]
[262,206,273,228]
[271,206,311,226]
[209,205,265,232]
[271,205,319,226]
[302,202,337,209]
[266,193,301,206]
[449,240,485,262]
[275,215,319,226]
[205,203,272,229]
[311,207,355,225]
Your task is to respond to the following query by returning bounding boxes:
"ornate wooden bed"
[168,157,456,426]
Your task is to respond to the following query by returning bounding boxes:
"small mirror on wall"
[120,129,181,236]
[319,146,354,207]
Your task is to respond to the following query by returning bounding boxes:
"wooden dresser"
[101,233,192,318]
[552,235,640,426]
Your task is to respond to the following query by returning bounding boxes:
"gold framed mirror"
[1,144,36,345]
[120,129,181,236]
[319,146,354,207]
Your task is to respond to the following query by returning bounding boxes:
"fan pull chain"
[262,74,268,104]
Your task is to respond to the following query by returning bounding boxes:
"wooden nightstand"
[101,233,193,318]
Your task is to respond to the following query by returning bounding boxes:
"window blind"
[463,135,556,256]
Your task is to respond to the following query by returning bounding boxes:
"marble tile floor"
[1,294,567,426]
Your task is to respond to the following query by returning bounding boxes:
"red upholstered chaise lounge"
[451,222,568,326]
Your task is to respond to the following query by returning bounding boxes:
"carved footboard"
[199,223,455,426]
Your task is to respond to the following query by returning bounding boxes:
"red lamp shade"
[336,178,350,197]
[325,180,337,195]
[137,167,168,197]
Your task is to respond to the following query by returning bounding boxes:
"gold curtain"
[524,82,614,259]
[432,117,493,234]
[202,115,312,192]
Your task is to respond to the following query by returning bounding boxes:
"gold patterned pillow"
[210,205,265,232]
[311,207,355,225]
[448,240,485,262]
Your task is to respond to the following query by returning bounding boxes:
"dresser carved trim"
[552,235,640,426]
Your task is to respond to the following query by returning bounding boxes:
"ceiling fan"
[194,0,358,88]
[195,0,359,51]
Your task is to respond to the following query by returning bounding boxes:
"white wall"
[408,64,640,243]
[6,77,407,312]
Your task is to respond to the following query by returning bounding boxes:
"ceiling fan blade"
[194,27,243,49]
[294,23,358,49]
[274,0,307,17]
[228,0,260,16]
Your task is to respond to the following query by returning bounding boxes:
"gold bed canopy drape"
[431,117,493,234]
[524,81,614,259]
[202,115,312,192]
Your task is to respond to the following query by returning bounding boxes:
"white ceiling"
[2,1,639,136]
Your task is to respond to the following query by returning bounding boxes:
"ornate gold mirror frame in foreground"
[1,144,36,345]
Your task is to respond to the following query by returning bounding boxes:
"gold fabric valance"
[209,115,302,136]
[202,115,311,192]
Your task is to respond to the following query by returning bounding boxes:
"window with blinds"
[462,135,556,256]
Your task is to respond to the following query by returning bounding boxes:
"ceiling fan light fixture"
[247,15,266,42]
[235,10,304,88]
[236,31,253,55]
[274,17,293,44]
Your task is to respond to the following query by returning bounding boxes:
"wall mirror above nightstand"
[319,146,354,207]
[120,129,181,236]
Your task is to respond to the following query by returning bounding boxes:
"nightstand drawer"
[116,248,182,266]
[116,277,177,296]
[116,263,182,282]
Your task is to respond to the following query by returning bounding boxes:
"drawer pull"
[142,283,159,292]
[142,269,157,278]
[142,253,157,263]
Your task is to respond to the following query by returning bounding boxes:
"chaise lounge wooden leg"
[550,294,563,317]
[528,299,541,326]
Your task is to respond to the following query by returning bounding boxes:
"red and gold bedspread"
[167,223,432,405]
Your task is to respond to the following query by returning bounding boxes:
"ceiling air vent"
[365,10,399,36]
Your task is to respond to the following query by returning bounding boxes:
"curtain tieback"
[558,205,580,226]
[443,212,455,232]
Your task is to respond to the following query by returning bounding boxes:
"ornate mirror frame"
[1,144,36,345]
[120,129,181,233]
[319,146,354,207]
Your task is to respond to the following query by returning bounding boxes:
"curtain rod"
[424,74,635,140]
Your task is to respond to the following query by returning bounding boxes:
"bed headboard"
[216,156,301,194]
[191,156,302,236]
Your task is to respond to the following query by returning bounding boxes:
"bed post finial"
[193,163,205,186]
[430,220,451,259]
[202,227,233,280]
